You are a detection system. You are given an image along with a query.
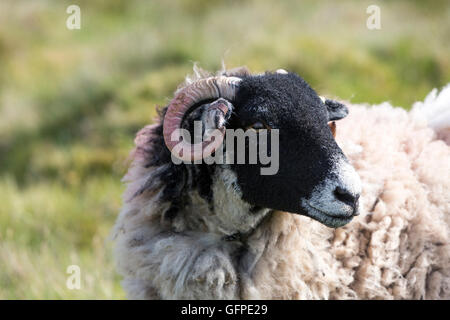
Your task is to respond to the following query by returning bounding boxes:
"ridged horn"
[163,76,241,162]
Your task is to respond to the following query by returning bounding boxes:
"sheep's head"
[162,70,361,228]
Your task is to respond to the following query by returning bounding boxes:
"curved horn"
[163,76,241,162]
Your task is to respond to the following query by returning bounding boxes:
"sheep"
[113,66,450,299]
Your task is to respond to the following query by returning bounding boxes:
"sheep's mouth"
[302,201,354,228]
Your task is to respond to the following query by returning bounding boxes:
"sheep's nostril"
[334,186,360,214]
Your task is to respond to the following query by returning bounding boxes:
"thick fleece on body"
[113,84,450,300]
[244,100,450,299]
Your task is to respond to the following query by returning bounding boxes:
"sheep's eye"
[247,121,268,130]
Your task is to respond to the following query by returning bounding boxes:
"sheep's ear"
[321,97,349,121]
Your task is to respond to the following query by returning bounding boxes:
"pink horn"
[163,76,241,162]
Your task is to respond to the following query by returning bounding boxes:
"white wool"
[412,84,450,131]
[245,91,450,299]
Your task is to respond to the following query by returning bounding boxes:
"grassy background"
[0,0,449,299]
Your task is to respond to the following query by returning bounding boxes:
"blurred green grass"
[0,0,449,299]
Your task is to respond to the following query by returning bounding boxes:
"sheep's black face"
[227,72,361,228]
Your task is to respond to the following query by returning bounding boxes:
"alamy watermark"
[366,5,381,30]
[66,5,81,30]
[169,121,279,176]
[66,265,81,290]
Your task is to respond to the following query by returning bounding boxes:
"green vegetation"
[0,0,449,299]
